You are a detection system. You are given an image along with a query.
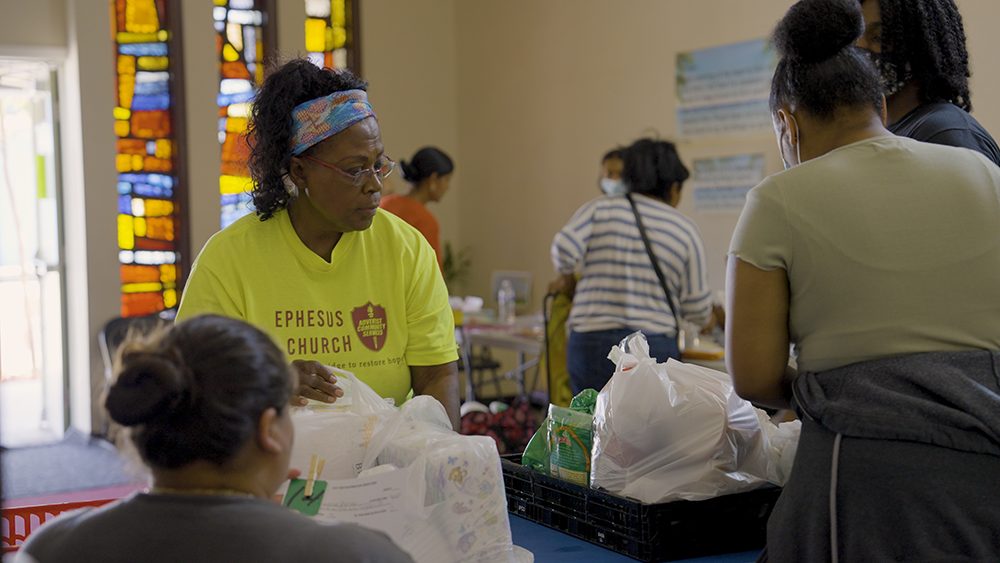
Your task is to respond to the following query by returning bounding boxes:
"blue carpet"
[2,429,135,499]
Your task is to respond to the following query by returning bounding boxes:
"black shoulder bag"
[626,193,680,343]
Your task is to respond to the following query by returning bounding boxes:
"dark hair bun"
[105,352,187,426]
[399,147,454,184]
[774,0,864,64]
[399,159,418,182]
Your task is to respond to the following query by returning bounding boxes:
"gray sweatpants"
[764,419,1000,562]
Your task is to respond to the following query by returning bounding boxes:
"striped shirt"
[552,194,712,336]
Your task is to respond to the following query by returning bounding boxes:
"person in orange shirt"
[380,147,454,265]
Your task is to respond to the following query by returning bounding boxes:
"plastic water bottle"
[497,279,516,325]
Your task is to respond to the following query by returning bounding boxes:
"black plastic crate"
[502,454,780,562]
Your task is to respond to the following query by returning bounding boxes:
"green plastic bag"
[548,404,594,486]
[521,389,597,479]
[569,388,597,414]
[521,422,550,473]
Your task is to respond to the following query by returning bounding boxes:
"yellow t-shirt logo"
[352,302,388,352]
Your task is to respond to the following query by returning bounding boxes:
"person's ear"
[879,94,888,126]
[256,407,284,455]
[776,108,799,146]
[288,157,307,191]
[668,182,682,207]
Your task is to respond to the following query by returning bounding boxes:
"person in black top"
[857,0,1000,166]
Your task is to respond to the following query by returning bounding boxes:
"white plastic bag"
[756,410,801,485]
[590,332,797,503]
[361,398,519,562]
[289,369,527,562]
[305,365,396,414]
[289,369,395,479]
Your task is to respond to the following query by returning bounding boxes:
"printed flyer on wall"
[690,154,766,213]
[676,39,778,138]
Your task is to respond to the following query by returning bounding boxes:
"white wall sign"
[676,39,778,138]
[690,153,766,213]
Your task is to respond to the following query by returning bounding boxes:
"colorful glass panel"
[304,0,355,71]
[216,0,269,228]
[112,0,182,317]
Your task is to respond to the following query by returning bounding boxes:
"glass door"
[0,59,66,446]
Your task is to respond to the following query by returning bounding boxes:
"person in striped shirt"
[550,139,713,393]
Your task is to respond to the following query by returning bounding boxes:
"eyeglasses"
[301,154,396,187]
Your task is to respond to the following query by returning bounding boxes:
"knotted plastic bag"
[590,332,798,503]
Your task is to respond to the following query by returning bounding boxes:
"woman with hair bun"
[19,315,412,563]
[380,147,454,265]
[726,0,1000,559]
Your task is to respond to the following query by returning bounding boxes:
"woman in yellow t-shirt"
[379,147,454,266]
[177,60,460,428]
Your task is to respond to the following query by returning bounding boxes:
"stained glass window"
[304,0,359,72]
[112,0,183,317]
[216,0,270,229]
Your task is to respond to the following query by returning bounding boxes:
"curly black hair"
[622,139,689,197]
[247,60,368,220]
[862,0,971,111]
[771,0,883,119]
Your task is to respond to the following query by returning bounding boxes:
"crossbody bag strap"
[626,193,680,335]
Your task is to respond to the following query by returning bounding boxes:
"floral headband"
[289,89,375,156]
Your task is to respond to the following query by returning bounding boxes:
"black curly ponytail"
[248,60,368,220]
[770,0,883,119]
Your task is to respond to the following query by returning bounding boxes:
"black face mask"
[865,50,912,97]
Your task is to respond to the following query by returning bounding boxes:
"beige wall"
[181,0,223,261]
[959,0,1000,136]
[60,0,118,432]
[359,0,461,255]
[0,0,67,55]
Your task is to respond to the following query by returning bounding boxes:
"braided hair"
[864,0,972,111]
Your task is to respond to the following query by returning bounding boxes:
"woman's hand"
[291,360,344,406]
[547,273,577,297]
[700,304,726,334]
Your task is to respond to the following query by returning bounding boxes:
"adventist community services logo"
[351,302,388,351]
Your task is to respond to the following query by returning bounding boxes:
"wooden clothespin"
[304,455,327,498]
[305,454,318,498]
